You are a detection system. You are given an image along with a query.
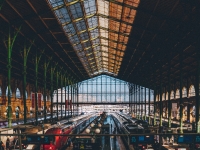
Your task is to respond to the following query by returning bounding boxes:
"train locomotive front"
[42,124,73,150]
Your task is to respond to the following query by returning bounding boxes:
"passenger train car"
[41,114,97,150]
[42,123,73,150]
[112,113,153,150]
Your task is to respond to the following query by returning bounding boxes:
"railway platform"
[65,114,126,150]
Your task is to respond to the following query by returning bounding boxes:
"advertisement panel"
[70,100,72,109]
[31,93,35,108]
[65,100,68,109]
[38,93,42,108]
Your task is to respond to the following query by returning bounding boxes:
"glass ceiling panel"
[49,0,64,8]
[87,17,98,29]
[84,0,96,15]
[109,32,118,41]
[109,3,122,20]
[82,41,91,49]
[66,0,77,2]
[109,20,120,32]
[93,45,101,51]
[63,23,76,35]
[98,0,109,15]
[54,7,71,24]
[68,34,79,44]
[109,49,116,55]
[122,7,136,23]
[109,41,117,49]
[91,38,100,46]
[48,0,140,76]
[101,39,108,46]
[75,20,87,32]
[73,43,82,51]
[69,2,83,19]
[124,0,140,7]
[118,35,128,44]
[79,31,89,41]
[99,17,109,29]
[100,29,108,38]
[90,28,99,39]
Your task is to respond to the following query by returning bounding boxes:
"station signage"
[177,135,193,144]
[73,143,99,150]
[26,135,50,144]
[66,100,68,109]
[38,93,42,108]
[130,135,154,144]
[31,93,35,108]
[195,135,200,143]
[31,93,42,109]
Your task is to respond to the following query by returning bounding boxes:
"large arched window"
[6,86,12,97]
[166,92,168,100]
[162,93,165,101]
[170,90,174,99]
[175,89,180,99]
[0,87,2,96]
[41,94,43,101]
[16,88,21,98]
[182,87,187,98]
[156,95,159,101]
[189,85,195,97]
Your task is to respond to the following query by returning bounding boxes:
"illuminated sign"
[130,135,154,144]
[26,136,50,144]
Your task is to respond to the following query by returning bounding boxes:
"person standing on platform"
[67,137,72,147]
[0,141,5,150]
[6,138,10,150]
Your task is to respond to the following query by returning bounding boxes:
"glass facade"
[78,75,129,102]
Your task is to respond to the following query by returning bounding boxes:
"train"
[41,113,97,150]
[112,113,154,150]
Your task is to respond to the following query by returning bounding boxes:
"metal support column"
[154,88,157,126]
[136,85,138,119]
[115,78,116,102]
[50,63,55,122]
[144,87,146,121]
[67,79,70,117]
[43,57,50,123]
[71,82,73,116]
[34,50,43,125]
[148,88,151,124]
[159,72,163,127]
[196,50,200,133]
[168,76,171,128]
[61,73,63,119]
[76,83,79,113]
[134,84,136,117]
[179,52,183,133]
[22,42,32,124]
[65,77,67,118]
[72,83,74,116]
[139,86,141,119]
[101,76,102,102]
[6,26,20,128]
[56,69,59,121]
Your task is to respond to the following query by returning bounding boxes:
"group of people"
[0,138,15,150]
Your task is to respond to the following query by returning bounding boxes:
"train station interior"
[0,0,200,149]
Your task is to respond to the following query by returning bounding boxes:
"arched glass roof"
[47,0,140,76]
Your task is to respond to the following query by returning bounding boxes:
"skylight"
[47,0,140,76]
